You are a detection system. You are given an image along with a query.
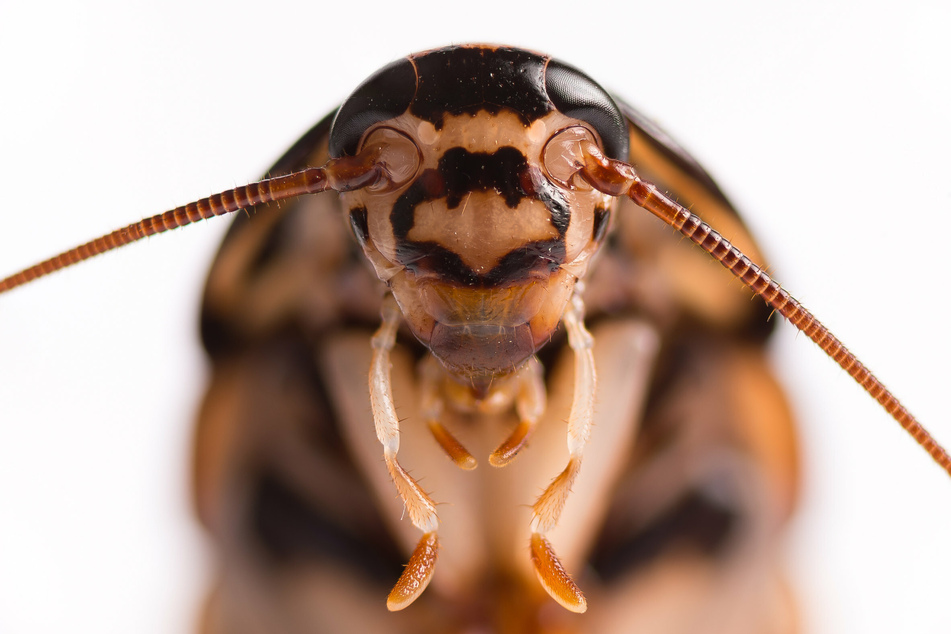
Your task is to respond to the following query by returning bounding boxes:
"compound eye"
[543,126,598,191]
[360,127,421,191]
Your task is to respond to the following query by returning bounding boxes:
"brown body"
[1,12,949,634]
[195,89,799,632]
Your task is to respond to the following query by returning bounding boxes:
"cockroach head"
[329,45,628,384]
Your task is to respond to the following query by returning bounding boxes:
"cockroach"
[0,22,948,632]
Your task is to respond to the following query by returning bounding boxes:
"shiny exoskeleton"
[334,47,624,387]
[195,45,799,633]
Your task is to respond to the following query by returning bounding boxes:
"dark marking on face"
[397,239,565,288]
[520,166,570,236]
[440,146,527,209]
[390,147,566,240]
[397,243,478,286]
[348,207,369,247]
[592,206,611,243]
[483,239,565,286]
[389,174,434,241]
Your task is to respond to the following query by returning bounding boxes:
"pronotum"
[0,6,948,634]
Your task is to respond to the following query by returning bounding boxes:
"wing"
[573,102,801,632]
[190,100,801,634]
[193,110,421,633]
[199,110,383,355]
[585,100,775,340]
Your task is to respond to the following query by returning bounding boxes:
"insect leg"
[369,294,439,610]
[489,357,546,467]
[420,355,478,470]
[529,293,595,613]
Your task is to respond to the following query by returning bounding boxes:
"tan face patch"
[396,111,551,157]
[406,193,559,274]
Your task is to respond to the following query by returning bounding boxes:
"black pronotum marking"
[409,46,551,129]
[329,58,417,158]
[545,59,629,160]
[330,45,629,160]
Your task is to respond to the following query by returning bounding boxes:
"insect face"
[331,46,625,384]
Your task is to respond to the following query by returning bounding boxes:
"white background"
[0,2,949,633]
